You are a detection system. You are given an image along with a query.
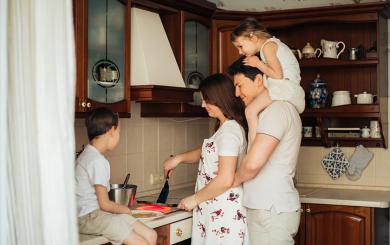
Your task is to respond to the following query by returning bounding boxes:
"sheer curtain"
[3,0,78,244]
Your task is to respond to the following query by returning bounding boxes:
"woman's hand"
[244,56,262,69]
[163,155,181,177]
[178,195,198,211]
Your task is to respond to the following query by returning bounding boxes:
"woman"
[163,73,248,245]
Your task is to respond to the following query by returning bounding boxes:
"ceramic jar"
[354,91,375,104]
[309,74,328,108]
[331,91,351,107]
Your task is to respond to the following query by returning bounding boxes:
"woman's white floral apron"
[191,137,248,245]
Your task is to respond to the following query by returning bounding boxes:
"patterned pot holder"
[322,145,350,180]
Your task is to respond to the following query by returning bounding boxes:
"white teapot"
[321,39,346,59]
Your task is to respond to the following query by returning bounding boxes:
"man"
[228,57,302,245]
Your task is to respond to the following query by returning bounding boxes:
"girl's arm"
[178,155,237,211]
[245,42,283,79]
[163,148,201,177]
[95,185,132,214]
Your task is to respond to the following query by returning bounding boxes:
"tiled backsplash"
[75,102,211,196]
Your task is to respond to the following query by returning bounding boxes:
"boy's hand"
[178,195,198,211]
[163,155,180,177]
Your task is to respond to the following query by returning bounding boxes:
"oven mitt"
[322,145,350,180]
[346,145,373,181]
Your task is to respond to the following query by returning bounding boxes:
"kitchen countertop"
[80,186,390,244]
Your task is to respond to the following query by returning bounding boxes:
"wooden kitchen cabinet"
[155,217,192,245]
[73,0,131,117]
[211,2,389,148]
[305,203,372,245]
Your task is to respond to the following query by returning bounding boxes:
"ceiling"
[207,0,385,12]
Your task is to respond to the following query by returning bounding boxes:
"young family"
[75,17,304,245]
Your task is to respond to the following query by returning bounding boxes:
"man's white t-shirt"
[243,101,302,213]
[75,144,110,217]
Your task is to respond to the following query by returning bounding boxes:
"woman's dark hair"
[199,73,248,136]
[230,17,271,42]
[85,107,119,141]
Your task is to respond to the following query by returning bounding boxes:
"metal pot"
[109,184,137,208]
[354,91,375,104]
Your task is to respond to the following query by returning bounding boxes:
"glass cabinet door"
[88,0,125,103]
[184,21,209,89]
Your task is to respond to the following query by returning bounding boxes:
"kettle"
[302,42,322,59]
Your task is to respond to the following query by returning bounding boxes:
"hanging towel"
[322,145,350,180]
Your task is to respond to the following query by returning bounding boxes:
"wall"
[75,102,211,196]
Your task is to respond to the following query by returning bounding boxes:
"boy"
[76,107,157,245]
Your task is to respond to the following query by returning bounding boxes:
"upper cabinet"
[211,3,389,148]
[130,0,215,117]
[73,0,131,117]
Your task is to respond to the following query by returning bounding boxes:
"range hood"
[131,7,185,88]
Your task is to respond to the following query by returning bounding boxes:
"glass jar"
[309,74,328,108]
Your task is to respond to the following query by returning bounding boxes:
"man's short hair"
[227,56,263,81]
[85,107,119,141]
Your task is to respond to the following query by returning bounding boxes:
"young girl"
[76,108,157,245]
[231,17,305,147]
[163,74,248,245]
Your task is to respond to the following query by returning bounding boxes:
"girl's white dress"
[191,120,248,245]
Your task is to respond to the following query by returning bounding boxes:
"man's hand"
[178,195,198,211]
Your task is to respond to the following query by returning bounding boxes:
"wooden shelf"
[131,85,196,103]
[302,104,380,118]
[301,136,385,148]
[299,59,378,68]
[301,137,323,146]
[139,103,208,117]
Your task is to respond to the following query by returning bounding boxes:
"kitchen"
[2,0,390,244]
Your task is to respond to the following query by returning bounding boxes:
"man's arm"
[233,133,279,186]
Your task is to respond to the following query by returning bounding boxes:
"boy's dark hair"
[85,107,119,141]
[227,56,263,81]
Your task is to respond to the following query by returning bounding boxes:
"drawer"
[169,217,193,244]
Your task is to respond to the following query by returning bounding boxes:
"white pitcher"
[320,39,346,59]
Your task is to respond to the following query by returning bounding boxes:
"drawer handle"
[176,228,183,237]
[306,208,311,213]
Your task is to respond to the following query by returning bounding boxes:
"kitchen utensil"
[156,170,171,204]
[361,126,370,138]
[349,48,359,60]
[346,145,373,181]
[370,120,381,138]
[321,39,346,59]
[302,42,322,59]
[131,210,164,220]
[354,92,375,104]
[303,126,313,138]
[122,173,130,189]
[322,145,349,180]
[137,200,178,207]
[331,90,351,107]
[109,184,137,208]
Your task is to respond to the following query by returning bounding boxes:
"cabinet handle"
[306,208,311,213]
[300,208,304,213]
[86,102,91,108]
[81,101,86,108]
[175,228,183,237]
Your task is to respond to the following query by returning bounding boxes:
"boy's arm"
[95,185,132,214]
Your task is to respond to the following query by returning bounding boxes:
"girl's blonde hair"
[230,17,271,41]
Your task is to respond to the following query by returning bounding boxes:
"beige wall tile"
[143,150,159,191]
[127,153,144,191]
[106,155,127,184]
[144,120,158,153]
[158,119,174,153]
[173,122,187,154]
[127,121,143,154]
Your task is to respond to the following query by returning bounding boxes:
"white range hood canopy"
[131,7,185,87]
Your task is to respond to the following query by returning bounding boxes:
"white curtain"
[3,0,78,244]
